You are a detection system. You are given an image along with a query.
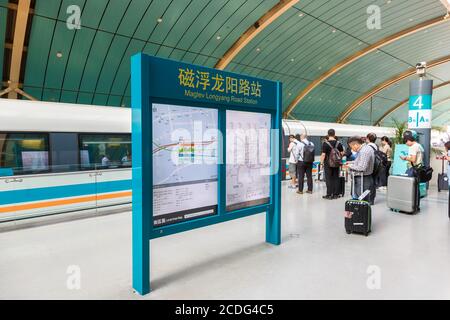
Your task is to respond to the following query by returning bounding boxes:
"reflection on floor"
[0,181,449,299]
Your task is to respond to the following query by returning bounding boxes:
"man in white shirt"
[366,133,378,204]
[287,135,300,189]
[297,134,315,194]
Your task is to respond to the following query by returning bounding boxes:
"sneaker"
[288,185,296,189]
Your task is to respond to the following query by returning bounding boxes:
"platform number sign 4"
[412,96,423,109]
[408,95,432,129]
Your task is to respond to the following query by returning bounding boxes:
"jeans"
[354,175,374,204]
[297,161,313,192]
[377,161,391,187]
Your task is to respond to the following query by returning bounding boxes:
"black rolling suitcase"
[437,156,448,192]
[438,174,448,192]
[345,172,372,236]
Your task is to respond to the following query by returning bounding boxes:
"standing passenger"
[366,133,378,204]
[296,134,315,195]
[400,131,424,176]
[444,141,450,218]
[320,129,344,200]
[347,136,375,204]
[378,136,392,189]
[287,135,300,189]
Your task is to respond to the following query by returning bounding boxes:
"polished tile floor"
[0,181,449,300]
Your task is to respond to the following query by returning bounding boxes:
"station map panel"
[152,103,218,226]
[226,110,271,211]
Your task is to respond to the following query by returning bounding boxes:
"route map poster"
[152,103,219,227]
[226,110,271,211]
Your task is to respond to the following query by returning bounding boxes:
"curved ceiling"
[0,0,449,126]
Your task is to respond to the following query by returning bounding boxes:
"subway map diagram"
[152,103,218,186]
[226,110,271,211]
[152,103,218,224]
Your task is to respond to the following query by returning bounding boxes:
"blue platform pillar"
[131,53,151,295]
[408,79,433,167]
[266,82,282,246]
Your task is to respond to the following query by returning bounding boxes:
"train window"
[0,133,50,176]
[79,134,132,170]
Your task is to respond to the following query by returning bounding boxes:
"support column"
[408,79,433,167]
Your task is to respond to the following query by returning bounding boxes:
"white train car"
[0,99,397,222]
[0,99,132,222]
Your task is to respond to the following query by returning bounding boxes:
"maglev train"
[0,99,395,223]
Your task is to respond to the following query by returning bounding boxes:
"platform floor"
[0,181,449,300]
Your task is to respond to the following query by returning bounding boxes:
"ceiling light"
[56,52,63,58]
[256,48,261,52]
[216,35,221,40]
[298,13,304,17]
[290,58,295,62]
[157,17,163,23]
[332,29,336,33]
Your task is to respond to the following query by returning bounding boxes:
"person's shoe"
[322,195,332,200]
[288,185,296,189]
[297,191,303,195]
[306,191,313,194]
[331,195,340,199]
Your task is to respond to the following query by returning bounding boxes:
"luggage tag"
[358,189,371,201]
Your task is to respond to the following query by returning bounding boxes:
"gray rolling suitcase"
[387,175,420,214]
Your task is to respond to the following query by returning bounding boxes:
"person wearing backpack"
[320,129,344,200]
[378,136,392,189]
[400,130,424,177]
[287,135,300,189]
[366,133,382,205]
[347,136,376,204]
[297,134,315,195]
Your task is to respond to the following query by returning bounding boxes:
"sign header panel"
[146,56,277,110]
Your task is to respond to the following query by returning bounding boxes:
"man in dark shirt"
[320,129,344,200]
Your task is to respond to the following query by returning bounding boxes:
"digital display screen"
[152,103,219,227]
[226,110,271,211]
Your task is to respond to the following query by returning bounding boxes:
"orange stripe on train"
[0,191,132,213]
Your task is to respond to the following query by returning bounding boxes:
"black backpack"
[369,145,388,176]
[413,165,434,183]
[301,141,315,163]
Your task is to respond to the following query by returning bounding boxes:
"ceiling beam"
[215,0,299,70]
[374,80,450,126]
[337,55,450,123]
[283,15,450,118]
[7,0,31,99]
[432,97,450,123]
[6,2,34,14]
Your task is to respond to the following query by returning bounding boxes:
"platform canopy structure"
[1,0,450,127]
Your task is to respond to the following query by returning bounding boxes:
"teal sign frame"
[131,54,282,295]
